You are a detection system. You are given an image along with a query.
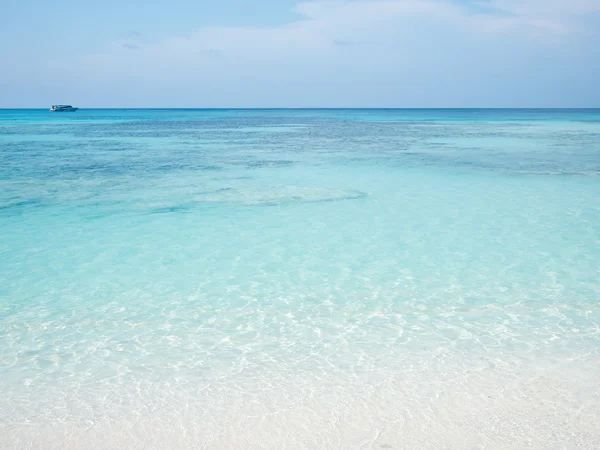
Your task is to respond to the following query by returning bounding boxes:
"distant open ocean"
[1,109,599,449]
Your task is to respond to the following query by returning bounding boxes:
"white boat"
[50,105,78,112]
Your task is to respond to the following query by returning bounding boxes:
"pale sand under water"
[1,108,599,448]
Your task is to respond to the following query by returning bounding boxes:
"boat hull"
[50,106,79,112]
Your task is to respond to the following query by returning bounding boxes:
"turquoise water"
[1,109,600,449]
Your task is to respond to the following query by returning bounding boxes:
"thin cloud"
[333,39,354,46]
[96,0,595,64]
[73,0,599,108]
[123,42,140,50]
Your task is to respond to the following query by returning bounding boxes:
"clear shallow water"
[1,109,600,449]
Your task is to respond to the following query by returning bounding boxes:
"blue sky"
[1,0,599,107]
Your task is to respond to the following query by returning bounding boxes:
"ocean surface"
[1,108,599,449]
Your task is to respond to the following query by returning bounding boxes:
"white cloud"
[87,0,596,64]
[478,0,600,33]
[69,0,599,107]
[484,0,600,16]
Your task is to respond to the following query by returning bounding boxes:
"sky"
[1,0,599,107]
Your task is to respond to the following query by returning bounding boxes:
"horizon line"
[2,107,600,110]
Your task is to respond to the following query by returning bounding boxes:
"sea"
[1,108,599,449]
